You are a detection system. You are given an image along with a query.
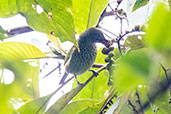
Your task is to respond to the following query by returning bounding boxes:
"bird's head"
[79,27,111,47]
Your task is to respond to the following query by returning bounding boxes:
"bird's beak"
[102,39,111,48]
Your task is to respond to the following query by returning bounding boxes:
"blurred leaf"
[72,0,109,34]
[0,42,44,99]
[124,35,145,50]
[0,42,44,112]
[0,0,18,17]
[145,3,171,55]
[114,49,159,92]
[59,99,99,114]
[132,0,149,12]
[18,94,51,114]
[72,48,110,100]
[154,91,171,113]
[23,60,40,100]
[0,61,36,113]
[0,82,19,113]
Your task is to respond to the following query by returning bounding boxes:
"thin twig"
[29,56,65,60]
[99,26,118,38]
[39,63,61,80]
[136,90,144,114]
[160,63,169,81]
[92,63,105,68]
[128,100,139,114]
[120,19,123,34]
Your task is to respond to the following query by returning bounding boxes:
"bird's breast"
[65,44,97,75]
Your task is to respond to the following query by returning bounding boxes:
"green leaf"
[114,49,159,92]
[0,42,46,60]
[72,48,110,100]
[72,0,109,34]
[17,95,51,114]
[0,60,40,113]
[132,0,149,12]
[154,91,171,114]
[22,0,76,45]
[0,42,44,112]
[0,0,18,17]
[145,3,171,55]
[0,0,77,45]
[79,107,99,114]
[0,42,45,98]
[0,26,7,40]
[59,99,99,114]
[45,85,84,114]
[124,35,145,50]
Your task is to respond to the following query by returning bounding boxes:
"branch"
[160,63,169,81]
[6,26,33,36]
[128,100,139,114]
[135,90,144,114]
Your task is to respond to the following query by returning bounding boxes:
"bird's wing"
[64,46,77,65]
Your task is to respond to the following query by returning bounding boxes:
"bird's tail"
[59,72,68,85]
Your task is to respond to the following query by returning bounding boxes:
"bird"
[59,27,111,85]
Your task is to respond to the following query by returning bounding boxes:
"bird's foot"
[89,70,99,77]
[76,81,84,86]
[74,75,84,86]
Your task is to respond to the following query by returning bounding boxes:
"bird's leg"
[74,75,83,85]
[89,70,99,77]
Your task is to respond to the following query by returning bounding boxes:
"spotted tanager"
[59,27,111,85]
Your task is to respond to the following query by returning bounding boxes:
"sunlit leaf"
[132,0,149,12]
[23,0,76,45]
[0,42,46,60]
[79,107,99,114]
[59,99,99,114]
[124,35,145,50]
[18,95,51,114]
[0,0,77,45]
[72,0,109,34]
[0,0,18,17]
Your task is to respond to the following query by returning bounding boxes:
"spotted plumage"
[59,27,110,84]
